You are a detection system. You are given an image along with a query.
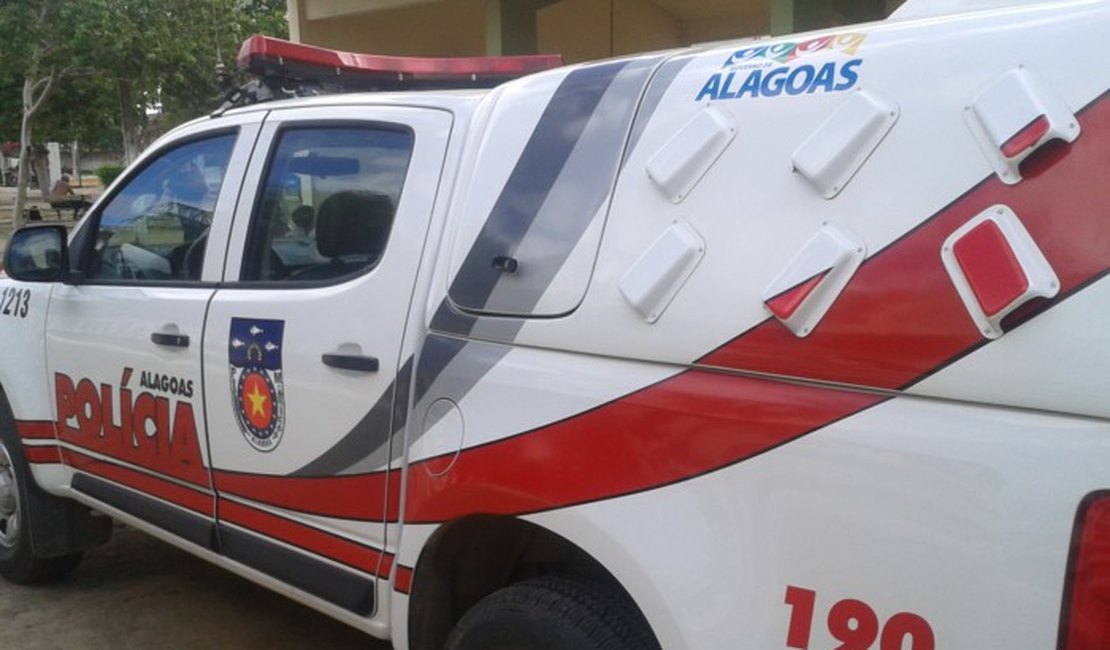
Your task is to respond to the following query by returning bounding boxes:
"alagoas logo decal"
[696,32,866,101]
[229,318,285,452]
[54,367,207,486]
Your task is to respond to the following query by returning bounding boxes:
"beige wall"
[290,0,891,62]
[537,0,768,63]
[683,4,770,43]
[536,0,612,62]
[304,0,440,21]
[613,0,683,55]
[295,0,488,56]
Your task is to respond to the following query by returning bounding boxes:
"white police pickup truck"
[2,1,1110,648]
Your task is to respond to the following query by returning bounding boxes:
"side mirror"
[4,225,69,282]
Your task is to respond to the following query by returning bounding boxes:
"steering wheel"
[179,232,209,280]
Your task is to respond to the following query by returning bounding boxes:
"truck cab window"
[86,134,236,282]
[240,126,414,283]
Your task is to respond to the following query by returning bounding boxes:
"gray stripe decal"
[291,358,410,476]
[482,56,662,315]
[419,59,656,408]
[325,335,511,476]
[285,64,628,477]
[320,356,417,476]
[448,60,631,312]
[401,56,691,453]
[429,299,479,336]
[404,62,667,449]
[414,335,511,413]
[289,54,693,477]
[623,54,695,167]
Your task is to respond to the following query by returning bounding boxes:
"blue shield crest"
[229,318,285,451]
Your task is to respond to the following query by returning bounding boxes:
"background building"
[287,0,906,63]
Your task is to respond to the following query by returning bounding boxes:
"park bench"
[46,196,92,220]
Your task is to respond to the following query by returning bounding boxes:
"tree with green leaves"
[1,0,287,229]
[74,0,287,163]
[0,1,90,228]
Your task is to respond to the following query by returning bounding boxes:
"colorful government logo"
[229,318,286,452]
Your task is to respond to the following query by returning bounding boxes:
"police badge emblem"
[229,318,286,451]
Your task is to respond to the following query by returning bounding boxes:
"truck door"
[201,105,451,617]
[45,113,263,549]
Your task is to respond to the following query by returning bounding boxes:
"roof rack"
[217,35,564,110]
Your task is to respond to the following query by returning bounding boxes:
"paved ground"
[0,524,391,649]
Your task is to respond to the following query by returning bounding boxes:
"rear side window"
[240,126,414,283]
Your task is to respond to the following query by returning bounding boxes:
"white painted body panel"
[0,279,55,422]
[526,395,1109,649]
[471,0,1110,418]
[0,2,1107,649]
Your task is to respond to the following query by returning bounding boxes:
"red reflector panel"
[1061,493,1110,650]
[237,35,563,90]
[1001,114,1050,158]
[952,220,1029,317]
[765,271,828,321]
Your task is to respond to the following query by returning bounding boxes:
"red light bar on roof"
[237,35,563,92]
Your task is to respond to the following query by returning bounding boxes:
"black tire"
[0,410,82,585]
[445,576,660,650]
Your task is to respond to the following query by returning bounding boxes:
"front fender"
[0,276,61,494]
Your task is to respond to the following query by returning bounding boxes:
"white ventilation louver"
[762,224,866,337]
[792,90,899,199]
[646,106,736,203]
[619,221,706,323]
[941,205,1058,339]
[965,67,1079,184]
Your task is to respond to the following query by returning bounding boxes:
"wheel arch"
[0,380,111,559]
[405,513,661,650]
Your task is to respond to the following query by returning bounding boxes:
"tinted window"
[240,127,414,283]
[87,134,236,282]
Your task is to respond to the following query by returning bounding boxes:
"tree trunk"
[118,79,142,165]
[12,41,57,232]
[33,149,51,198]
[72,141,80,186]
[13,102,34,231]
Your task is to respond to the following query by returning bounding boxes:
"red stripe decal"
[394,565,414,594]
[1001,114,1050,159]
[405,370,881,523]
[379,551,395,580]
[702,91,1110,390]
[219,500,390,576]
[766,270,829,321]
[15,420,56,440]
[952,218,1029,317]
[23,445,61,464]
[62,449,214,517]
[213,469,399,522]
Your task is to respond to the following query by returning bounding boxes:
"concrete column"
[287,0,304,42]
[770,0,795,35]
[485,0,502,55]
[485,0,557,56]
[773,0,890,35]
[47,143,61,189]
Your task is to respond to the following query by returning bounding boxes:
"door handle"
[151,332,190,348]
[321,353,379,373]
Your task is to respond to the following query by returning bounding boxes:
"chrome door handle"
[321,353,379,372]
[151,332,190,348]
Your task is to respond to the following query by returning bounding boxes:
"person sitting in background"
[51,175,74,198]
[48,174,93,220]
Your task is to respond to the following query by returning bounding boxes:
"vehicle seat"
[293,190,394,281]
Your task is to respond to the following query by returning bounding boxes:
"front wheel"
[445,576,660,650]
[0,433,82,584]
